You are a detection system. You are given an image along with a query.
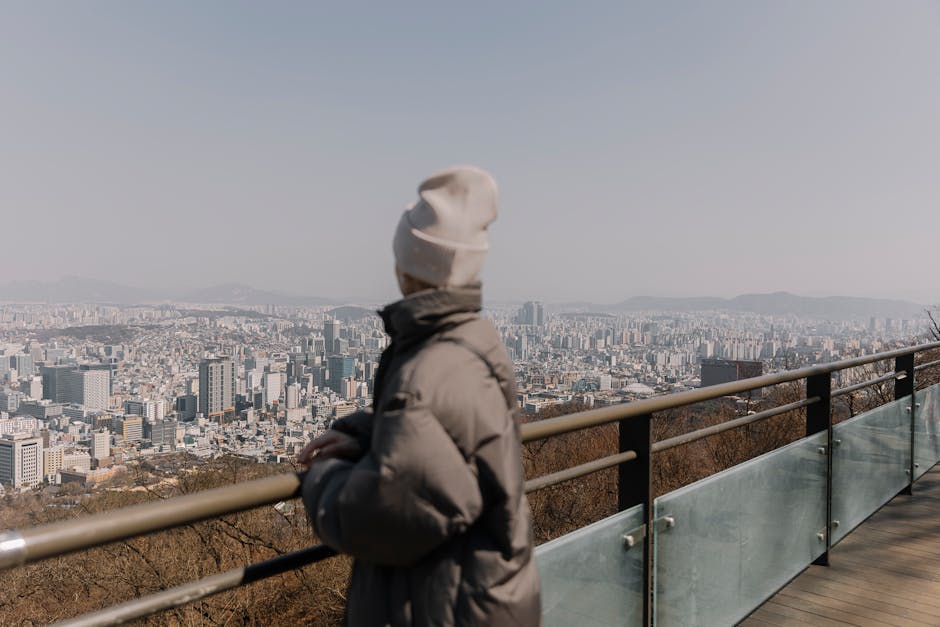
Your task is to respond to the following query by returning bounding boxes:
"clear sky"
[2,2,938,304]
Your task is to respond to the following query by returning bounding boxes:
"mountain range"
[0,278,929,319]
[0,277,336,307]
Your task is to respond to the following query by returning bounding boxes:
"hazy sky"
[2,2,938,304]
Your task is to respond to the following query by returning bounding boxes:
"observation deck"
[2,342,940,626]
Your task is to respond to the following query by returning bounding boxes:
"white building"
[0,433,42,489]
[61,369,110,410]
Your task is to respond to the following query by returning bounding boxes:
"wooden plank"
[784,576,940,623]
[796,569,940,612]
[770,592,893,627]
[773,589,903,627]
[744,467,940,625]
[744,600,856,627]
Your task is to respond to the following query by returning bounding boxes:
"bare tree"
[927,308,940,341]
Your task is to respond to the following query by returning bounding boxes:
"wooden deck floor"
[740,466,940,626]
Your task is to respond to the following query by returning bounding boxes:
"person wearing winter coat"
[298,166,541,626]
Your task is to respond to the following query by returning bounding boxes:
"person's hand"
[297,430,362,467]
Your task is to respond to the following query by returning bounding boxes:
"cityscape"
[0,291,933,494]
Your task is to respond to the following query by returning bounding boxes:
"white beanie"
[393,165,498,287]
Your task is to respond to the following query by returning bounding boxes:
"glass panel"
[831,397,910,544]
[914,384,940,480]
[536,504,644,627]
[653,432,827,627]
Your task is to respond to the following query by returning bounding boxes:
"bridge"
[2,341,940,626]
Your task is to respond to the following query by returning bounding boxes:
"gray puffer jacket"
[302,286,540,626]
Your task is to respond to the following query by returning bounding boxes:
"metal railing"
[3,340,940,626]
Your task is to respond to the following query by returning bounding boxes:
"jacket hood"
[379,285,482,346]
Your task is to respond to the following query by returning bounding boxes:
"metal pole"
[806,372,832,566]
[619,414,652,627]
[0,472,303,571]
[51,545,336,627]
[896,354,916,495]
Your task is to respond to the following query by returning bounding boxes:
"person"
[298,166,540,626]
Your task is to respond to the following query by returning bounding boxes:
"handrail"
[831,371,900,398]
[4,340,940,626]
[53,544,337,627]
[524,450,637,493]
[916,357,940,372]
[520,341,940,443]
[0,473,303,570]
[652,397,819,453]
[4,342,939,574]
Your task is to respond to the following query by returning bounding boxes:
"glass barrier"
[653,432,828,627]
[914,384,940,480]
[831,397,911,545]
[536,504,645,627]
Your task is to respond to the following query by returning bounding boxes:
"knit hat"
[393,165,498,287]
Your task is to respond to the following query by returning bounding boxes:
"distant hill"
[0,277,337,306]
[610,291,924,319]
[327,305,376,322]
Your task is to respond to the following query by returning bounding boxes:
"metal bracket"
[622,523,647,549]
[622,515,677,549]
[655,515,676,532]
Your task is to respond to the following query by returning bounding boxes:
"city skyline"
[2,2,939,304]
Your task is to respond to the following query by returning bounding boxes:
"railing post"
[806,372,832,566]
[896,354,916,495]
[619,414,652,627]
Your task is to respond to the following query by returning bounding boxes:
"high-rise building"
[327,356,355,394]
[43,446,64,477]
[324,319,341,355]
[10,354,34,379]
[146,419,177,449]
[92,430,110,461]
[175,394,197,421]
[519,302,544,326]
[113,416,143,443]
[198,358,235,420]
[41,365,73,402]
[60,369,110,410]
[124,399,166,423]
[0,433,42,489]
[263,371,283,406]
[286,383,300,409]
[80,362,117,395]
[0,389,24,413]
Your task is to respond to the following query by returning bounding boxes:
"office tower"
[198,358,235,420]
[124,399,166,422]
[328,356,355,394]
[286,383,300,409]
[0,389,23,413]
[80,363,116,395]
[10,354,34,379]
[21,376,42,400]
[175,395,197,421]
[92,430,110,461]
[0,433,42,489]
[263,371,282,406]
[146,419,177,449]
[41,365,75,402]
[60,369,110,410]
[324,319,341,355]
[519,302,544,326]
[113,416,143,443]
[43,446,64,477]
